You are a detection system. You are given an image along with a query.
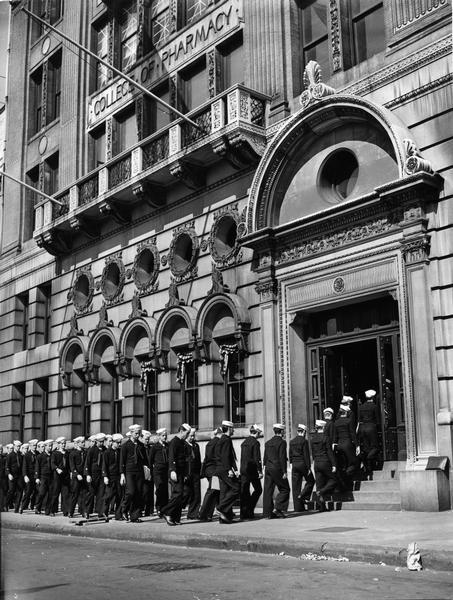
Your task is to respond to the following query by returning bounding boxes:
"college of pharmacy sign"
[87,0,242,129]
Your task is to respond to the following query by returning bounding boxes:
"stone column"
[198,362,224,430]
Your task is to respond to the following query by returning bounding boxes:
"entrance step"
[350,490,401,503]
[341,502,401,511]
[355,479,400,491]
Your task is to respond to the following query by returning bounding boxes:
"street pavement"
[2,508,453,572]
[2,529,453,600]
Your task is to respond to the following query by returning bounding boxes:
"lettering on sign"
[88,0,242,128]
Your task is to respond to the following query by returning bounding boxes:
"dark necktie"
[97,449,102,467]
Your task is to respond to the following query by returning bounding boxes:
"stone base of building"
[400,470,451,512]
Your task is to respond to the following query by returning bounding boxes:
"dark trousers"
[35,477,52,513]
[21,478,36,510]
[359,424,379,473]
[70,477,87,516]
[314,461,337,497]
[263,468,290,516]
[161,474,190,523]
[199,478,219,520]
[336,441,358,476]
[86,472,104,516]
[186,472,201,519]
[0,479,7,511]
[103,478,123,519]
[217,471,240,516]
[6,477,23,512]
[142,478,154,516]
[153,467,169,511]
[50,474,71,515]
[122,471,144,522]
[291,462,315,510]
[240,474,262,518]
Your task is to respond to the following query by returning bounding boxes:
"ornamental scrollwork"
[100,251,126,305]
[132,239,160,295]
[68,266,94,315]
[403,139,434,176]
[300,61,336,109]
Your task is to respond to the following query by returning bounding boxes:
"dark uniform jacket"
[240,437,262,477]
[263,436,287,474]
[149,441,169,471]
[167,436,188,476]
[120,439,148,475]
[200,437,219,478]
[69,448,85,477]
[22,451,38,478]
[311,432,336,466]
[35,452,52,480]
[324,420,334,445]
[102,447,121,479]
[185,441,201,477]
[359,402,379,424]
[5,451,23,478]
[0,453,7,481]
[85,445,105,477]
[51,450,70,475]
[289,436,310,467]
[215,434,237,474]
[333,416,357,445]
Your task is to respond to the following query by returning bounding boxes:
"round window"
[134,245,159,293]
[173,232,193,274]
[71,270,94,313]
[213,215,237,258]
[319,149,359,204]
[102,262,121,301]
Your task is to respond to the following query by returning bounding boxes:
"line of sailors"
[0,389,380,523]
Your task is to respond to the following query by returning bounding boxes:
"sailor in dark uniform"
[239,424,263,520]
[311,419,337,507]
[185,428,202,520]
[5,440,24,513]
[198,427,222,521]
[323,407,335,445]
[50,436,71,516]
[85,433,106,518]
[358,389,380,478]
[34,439,54,515]
[215,420,240,524]
[150,427,169,514]
[263,423,290,519]
[20,439,38,513]
[289,424,314,512]
[120,424,148,523]
[141,430,154,516]
[333,404,359,483]
[0,444,7,511]
[68,436,86,518]
[102,433,123,519]
[160,423,191,526]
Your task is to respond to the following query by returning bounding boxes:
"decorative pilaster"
[328,0,343,72]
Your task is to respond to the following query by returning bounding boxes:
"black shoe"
[273,509,286,519]
[19,508,23,514]
[217,510,232,524]
[163,514,176,526]
[35,509,41,515]
[130,518,142,523]
[266,513,277,519]
[68,514,74,518]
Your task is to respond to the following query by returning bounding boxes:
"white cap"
[105,434,113,440]
[273,423,284,430]
[221,420,234,428]
[28,439,39,445]
[55,436,66,443]
[297,424,307,431]
[128,424,142,432]
[44,439,54,445]
[250,424,263,433]
[6,443,13,449]
[95,433,106,441]
[21,443,29,449]
[340,405,351,413]
[13,440,22,446]
[88,435,96,442]
[112,433,123,442]
[365,389,377,398]
[341,395,353,404]
[315,419,326,427]
[323,407,334,415]
[181,423,192,432]
[37,441,45,447]
[141,430,151,438]
[156,428,167,435]
[73,436,85,443]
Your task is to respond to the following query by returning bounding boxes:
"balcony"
[33,84,270,256]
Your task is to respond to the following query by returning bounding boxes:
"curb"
[3,517,453,572]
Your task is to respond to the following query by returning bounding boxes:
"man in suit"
[34,439,54,515]
[311,419,337,508]
[20,439,39,513]
[68,436,86,518]
[5,440,24,513]
[198,427,222,521]
[289,424,314,512]
[263,423,290,519]
[160,423,191,526]
[185,428,202,520]
[50,436,71,516]
[85,433,106,518]
[141,430,154,516]
[0,444,8,511]
[215,420,240,524]
[239,424,263,520]
[120,424,148,523]
[103,433,123,520]
[150,427,169,515]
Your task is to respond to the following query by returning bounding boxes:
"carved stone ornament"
[219,343,238,377]
[332,277,345,294]
[166,278,185,308]
[68,267,94,314]
[139,359,158,392]
[133,239,160,295]
[255,279,279,303]
[176,352,194,384]
[97,302,114,329]
[403,139,434,176]
[100,252,126,305]
[402,235,431,264]
[300,61,336,109]
[167,223,199,283]
[129,291,148,319]
[208,264,230,296]
[208,205,246,268]
[68,313,84,337]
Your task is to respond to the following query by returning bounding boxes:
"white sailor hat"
[37,441,45,447]
[365,389,377,398]
[105,434,113,439]
[128,424,142,432]
[88,435,96,442]
[28,439,39,445]
[156,428,167,435]
[55,436,66,443]
[341,395,353,404]
[181,423,192,432]
[13,440,22,446]
[297,424,307,431]
[250,424,263,433]
[21,443,29,449]
[44,439,54,445]
[273,423,284,430]
[141,430,152,438]
[112,433,123,442]
[95,433,107,441]
[323,407,334,415]
[6,443,13,449]
[315,419,326,427]
[340,404,351,413]
[73,436,85,443]
[221,420,234,428]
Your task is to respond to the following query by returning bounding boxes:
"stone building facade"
[0,0,452,511]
